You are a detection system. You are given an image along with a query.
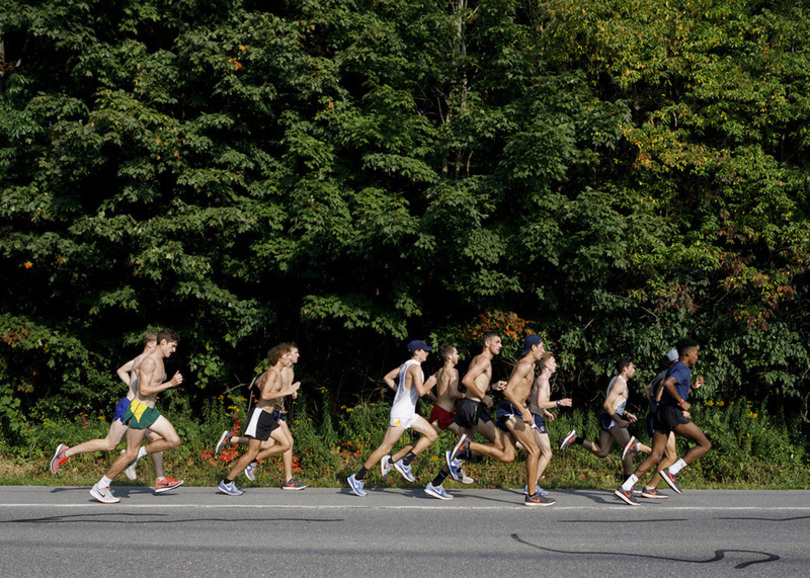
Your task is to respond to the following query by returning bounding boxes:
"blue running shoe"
[445,451,462,481]
[393,459,415,482]
[425,482,453,500]
[524,485,549,496]
[347,474,367,497]
[218,479,243,496]
[245,461,256,481]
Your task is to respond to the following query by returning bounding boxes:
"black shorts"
[245,407,280,441]
[453,398,491,429]
[654,404,691,435]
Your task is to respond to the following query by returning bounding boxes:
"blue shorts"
[495,402,526,433]
[272,409,286,422]
[532,413,547,434]
[112,397,130,422]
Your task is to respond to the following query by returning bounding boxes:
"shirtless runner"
[89,328,185,503]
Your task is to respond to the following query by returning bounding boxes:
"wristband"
[678,399,684,407]
[556,400,561,408]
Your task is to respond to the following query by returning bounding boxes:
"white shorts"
[389,413,419,430]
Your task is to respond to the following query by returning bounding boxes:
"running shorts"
[245,407,281,441]
[453,398,491,429]
[113,397,131,423]
[123,399,161,430]
[532,412,548,434]
[429,405,456,431]
[654,404,691,435]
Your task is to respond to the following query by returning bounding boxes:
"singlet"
[606,376,627,416]
[390,359,422,417]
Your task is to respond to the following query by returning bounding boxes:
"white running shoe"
[90,483,120,504]
[380,455,393,479]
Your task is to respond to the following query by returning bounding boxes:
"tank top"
[391,359,422,416]
[606,376,626,416]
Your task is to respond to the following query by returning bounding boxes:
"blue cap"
[407,340,433,353]
[408,339,433,353]
[521,334,544,357]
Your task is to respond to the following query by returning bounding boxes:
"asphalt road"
[1,486,808,576]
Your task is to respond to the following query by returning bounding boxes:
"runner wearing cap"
[347,340,439,497]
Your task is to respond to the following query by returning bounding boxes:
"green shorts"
[124,399,161,430]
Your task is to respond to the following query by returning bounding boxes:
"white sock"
[621,474,638,491]
[136,446,148,460]
[669,458,687,475]
[99,475,112,489]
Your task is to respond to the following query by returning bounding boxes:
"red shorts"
[429,405,456,431]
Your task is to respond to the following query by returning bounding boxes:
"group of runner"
[50,329,711,507]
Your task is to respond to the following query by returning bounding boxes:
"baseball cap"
[666,349,679,362]
[521,334,544,357]
[407,340,433,353]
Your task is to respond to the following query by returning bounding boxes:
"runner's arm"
[116,356,138,385]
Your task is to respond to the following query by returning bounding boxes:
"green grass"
[3,395,809,490]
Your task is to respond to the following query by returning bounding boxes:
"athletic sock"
[669,458,687,475]
[99,475,112,489]
[136,446,148,460]
[356,466,368,481]
[432,470,449,487]
[574,437,585,446]
[621,474,638,491]
[402,452,416,466]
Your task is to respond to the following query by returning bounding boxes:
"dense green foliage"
[2,1,809,444]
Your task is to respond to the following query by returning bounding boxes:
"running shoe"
[425,482,453,500]
[90,483,120,504]
[659,468,682,494]
[622,436,641,461]
[245,461,256,481]
[614,485,640,506]
[282,477,307,490]
[445,451,462,481]
[393,459,415,482]
[218,479,243,496]
[155,477,184,493]
[524,485,550,496]
[347,474,367,497]
[215,430,233,454]
[124,456,139,481]
[524,492,555,507]
[641,486,668,499]
[449,434,471,463]
[631,484,642,497]
[456,461,474,485]
[559,430,578,450]
[50,444,68,474]
[380,455,393,479]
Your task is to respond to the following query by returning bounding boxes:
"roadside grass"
[2,396,808,491]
